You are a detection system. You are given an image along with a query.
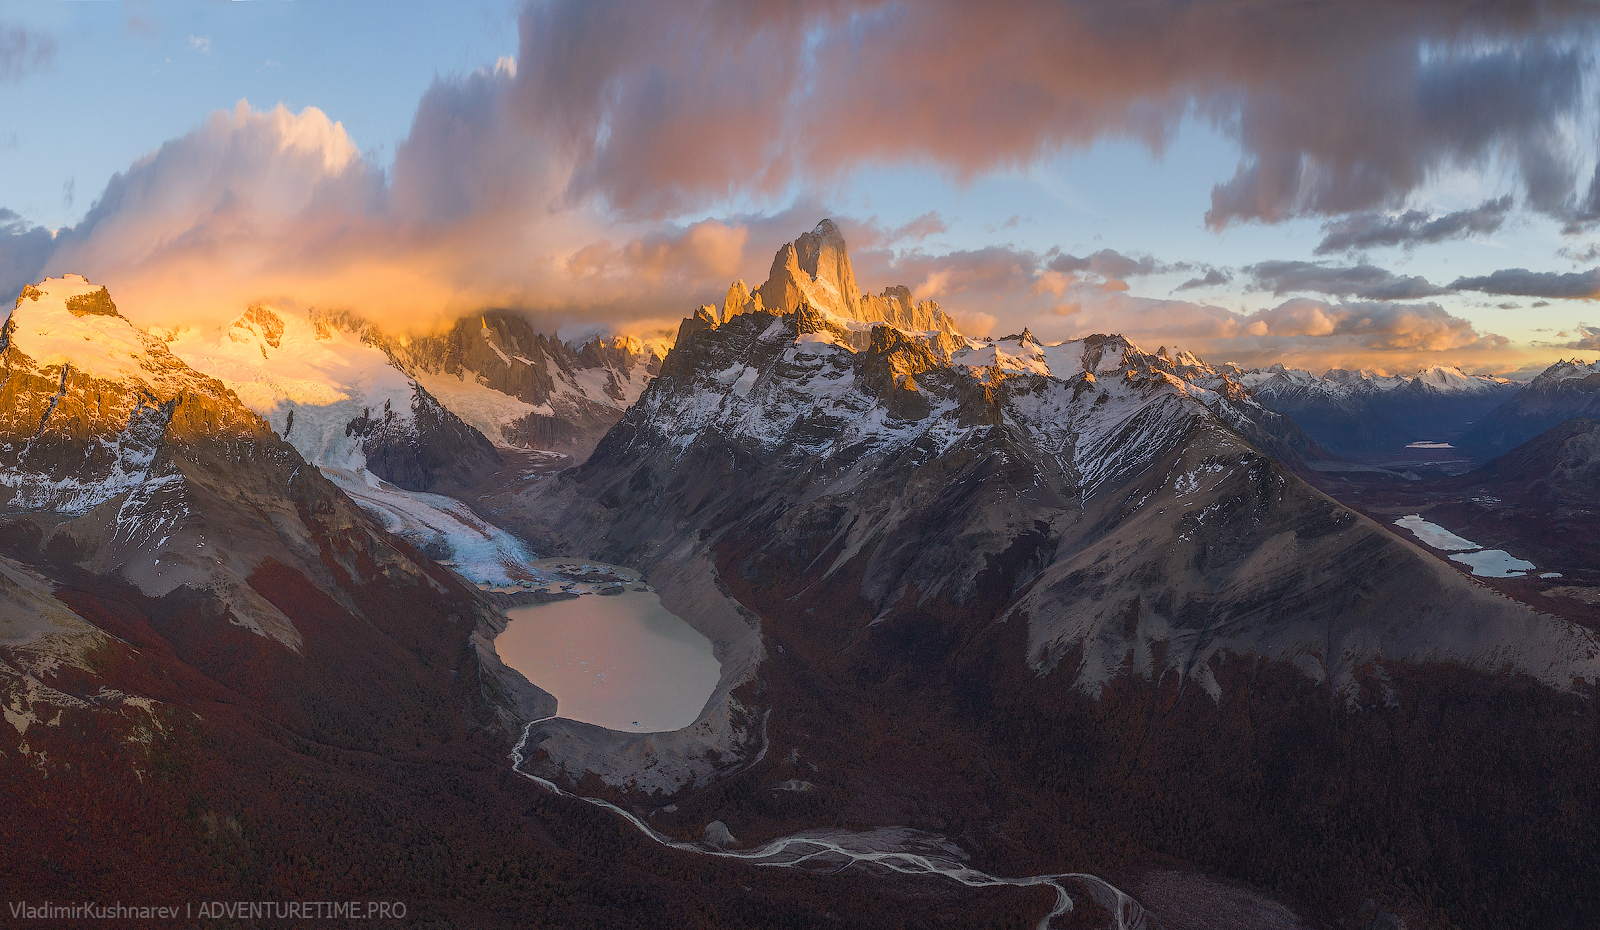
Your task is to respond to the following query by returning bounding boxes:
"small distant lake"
[497,576,721,733]
[1393,514,1542,578]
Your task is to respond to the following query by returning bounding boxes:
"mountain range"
[5,223,1600,929]
[1237,363,1516,461]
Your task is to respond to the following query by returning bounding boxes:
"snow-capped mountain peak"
[5,275,213,392]
[1534,358,1600,384]
[1410,364,1508,394]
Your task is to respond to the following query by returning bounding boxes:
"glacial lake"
[497,581,721,733]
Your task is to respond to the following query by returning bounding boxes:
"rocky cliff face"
[377,311,661,458]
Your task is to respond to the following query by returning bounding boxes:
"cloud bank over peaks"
[2,0,1594,369]
[841,238,1508,371]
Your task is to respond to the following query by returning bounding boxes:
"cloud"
[885,212,948,244]
[1558,242,1600,264]
[1206,41,1589,228]
[1450,267,1600,299]
[841,239,1512,369]
[188,35,211,55]
[1237,298,1486,351]
[0,209,56,304]
[840,211,950,253]
[1,87,751,335]
[565,220,748,285]
[1175,268,1232,291]
[1246,260,1446,300]
[895,246,1044,302]
[505,0,1596,227]
[0,23,55,83]
[1552,324,1600,351]
[1313,195,1514,254]
[1046,248,1173,280]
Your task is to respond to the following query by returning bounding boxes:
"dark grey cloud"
[1246,260,1446,300]
[0,208,56,303]
[0,23,54,83]
[1175,268,1232,291]
[1313,195,1514,254]
[1450,267,1600,299]
[1047,248,1172,279]
[1207,41,1588,228]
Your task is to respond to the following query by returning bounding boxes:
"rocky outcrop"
[744,219,962,343]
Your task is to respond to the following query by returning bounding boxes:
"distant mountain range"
[1237,363,1517,460]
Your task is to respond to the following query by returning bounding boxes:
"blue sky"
[3,1,1599,375]
[0,0,518,227]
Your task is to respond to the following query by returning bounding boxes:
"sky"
[3,1,1600,377]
